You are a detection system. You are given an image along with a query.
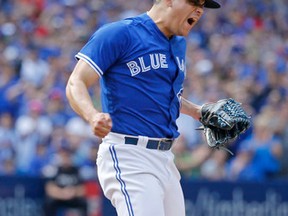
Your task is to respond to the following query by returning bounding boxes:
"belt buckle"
[157,138,173,150]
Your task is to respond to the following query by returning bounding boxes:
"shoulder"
[96,14,144,35]
[90,18,137,48]
[98,19,131,32]
[96,13,149,35]
[92,22,129,41]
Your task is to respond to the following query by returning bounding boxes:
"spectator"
[0,158,17,175]
[0,112,17,175]
[0,63,20,116]
[173,134,213,179]
[200,150,229,180]
[79,140,100,181]
[44,145,87,216]
[226,114,283,181]
[19,45,50,88]
[14,114,39,174]
[46,87,70,127]
[28,140,52,177]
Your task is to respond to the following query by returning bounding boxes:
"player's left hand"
[198,98,251,155]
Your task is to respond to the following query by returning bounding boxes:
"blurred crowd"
[0,0,287,183]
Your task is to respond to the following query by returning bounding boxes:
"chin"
[180,30,190,37]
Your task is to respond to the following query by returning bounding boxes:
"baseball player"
[66,0,221,215]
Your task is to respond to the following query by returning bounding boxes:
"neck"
[147,5,172,38]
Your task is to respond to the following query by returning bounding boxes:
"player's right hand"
[89,112,112,138]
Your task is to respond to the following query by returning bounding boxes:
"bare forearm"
[76,185,86,197]
[66,60,112,138]
[66,78,99,122]
[180,97,201,120]
[46,183,67,200]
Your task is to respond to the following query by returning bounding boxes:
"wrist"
[85,108,99,123]
[198,104,206,120]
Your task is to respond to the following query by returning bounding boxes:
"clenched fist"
[89,113,113,138]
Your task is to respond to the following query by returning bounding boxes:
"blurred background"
[0,0,287,215]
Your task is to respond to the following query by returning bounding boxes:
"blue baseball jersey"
[76,13,186,138]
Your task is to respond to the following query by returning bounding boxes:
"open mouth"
[187,18,196,25]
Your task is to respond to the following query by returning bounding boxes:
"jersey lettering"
[150,54,160,69]
[176,56,185,72]
[127,53,168,76]
[127,61,141,76]
[139,57,151,72]
[159,54,168,68]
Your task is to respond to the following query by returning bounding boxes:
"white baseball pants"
[96,132,185,216]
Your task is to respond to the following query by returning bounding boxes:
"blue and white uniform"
[76,13,186,139]
[76,13,186,216]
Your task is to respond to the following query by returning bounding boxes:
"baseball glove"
[198,98,251,155]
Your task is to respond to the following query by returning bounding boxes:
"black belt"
[124,136,174,151]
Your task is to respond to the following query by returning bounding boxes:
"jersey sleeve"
[75,21,131,77]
